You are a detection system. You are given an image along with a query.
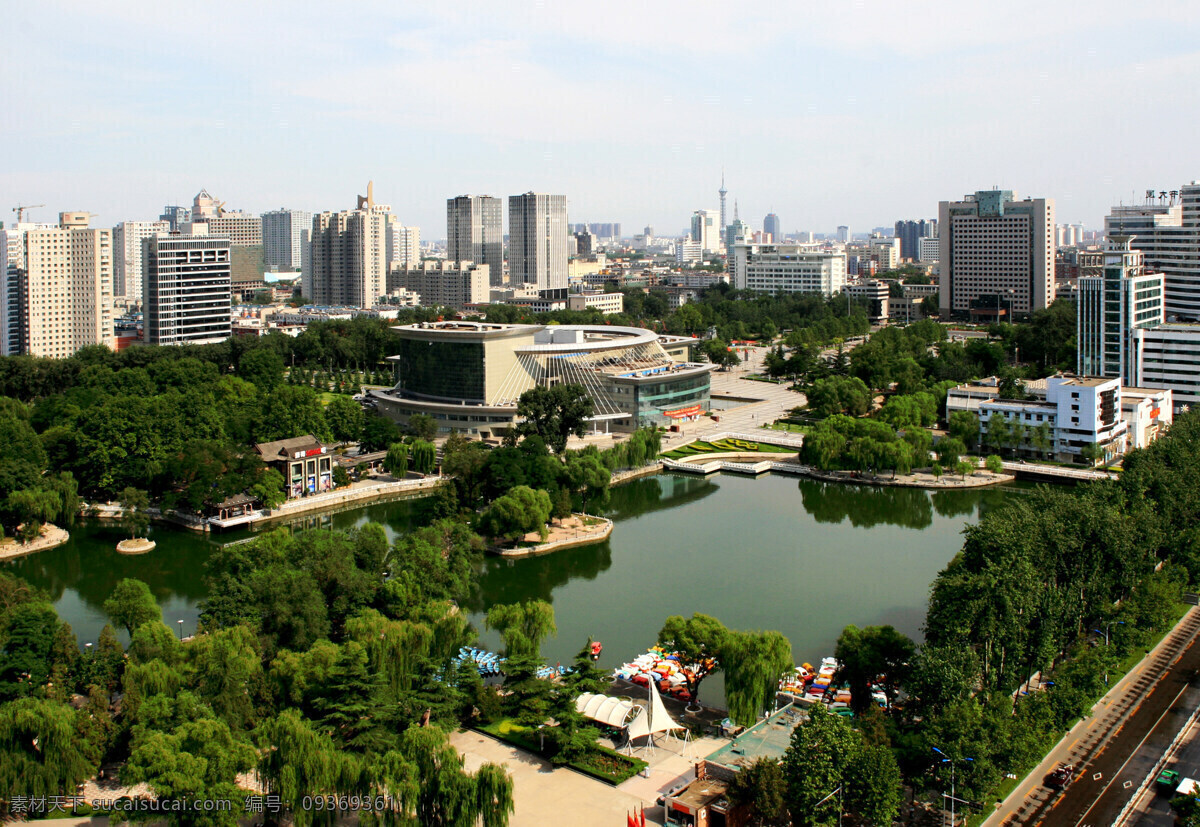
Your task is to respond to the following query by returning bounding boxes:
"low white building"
[567,291,624,314]
[1132,323,1200,412]
[945,374,1168,463]
[730,244,846,295]
[845,281,890,323]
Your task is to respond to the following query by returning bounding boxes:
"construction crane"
[12,203,45,223]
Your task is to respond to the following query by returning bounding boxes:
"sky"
[3,0,1200,238]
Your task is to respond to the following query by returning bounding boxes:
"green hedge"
[479,720,647,785]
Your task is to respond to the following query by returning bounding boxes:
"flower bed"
[480,719,646,785]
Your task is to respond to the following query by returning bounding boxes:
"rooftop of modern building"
[704,704,806,770]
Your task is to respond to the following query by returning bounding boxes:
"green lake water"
[3,474,1023,704]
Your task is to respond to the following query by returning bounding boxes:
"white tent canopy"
[646,680,685,737]
[575,686,686,743]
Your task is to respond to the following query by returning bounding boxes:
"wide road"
[987,608,1200,826]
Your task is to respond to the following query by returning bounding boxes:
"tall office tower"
[159,206,190,231]
[836,226,850,243]
[144,232,232,346]
[690,210,721,254]
[939,189,1055,319]
[763,213,781,243]
[508,192,568,291]
[894,219,936,260]
[308,187,389,307]
[0,212,114,358]
[644,225,654,239]
[261,208,313,271]
[1106,184,1200,320]
[724,217,752,253]
[719,173,728,234]
[1076,236,1164,380]
[112,221,169,305]
[447,195,504,287]
[184,190,263,294]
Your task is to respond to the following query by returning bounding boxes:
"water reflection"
[465,540,614,613]
[798,479,936,529]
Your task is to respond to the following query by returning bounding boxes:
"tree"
[936,437,966,466]
[955,459,975,480]
[485,600,556,660]
[1030,422,1053,459]
[985,454,1004,474]
[385,441,410,477]
[657,613,729,705]
[847,744,902,826]
[1081,441,1106,467]
[728,757,790,826]
[515,384,594,453]
[834,624,915,712]
[782,705,860,827]
[237,347,285,391]
[723,630,794,726]
[120,486,151,540]
[333,465,351,488]
[701,338,741,370]
[324,394,365,443]
[985,414,1011,456]
[948,410,980,448]
[360,412,403,453]
[103,578,160,635]
[251,468,287,509]
[0,697,97,798]
[410,439,437,475]
[407,413,438,441]
[931,462,943,479]
[478,485,552,544]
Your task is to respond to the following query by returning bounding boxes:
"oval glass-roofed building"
[369,321,712,438]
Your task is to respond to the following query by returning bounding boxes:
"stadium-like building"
[369,321,711,438]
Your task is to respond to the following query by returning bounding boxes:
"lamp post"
[177,619,184,640]
[933,747,973,826]
[814,785,843,827]
[1094,620,1125,647]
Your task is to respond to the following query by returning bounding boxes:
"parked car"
[1045,764,1076,790]
[1156,768,1180,794]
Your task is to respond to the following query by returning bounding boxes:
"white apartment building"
[730,244,847,296]
[389,261,489,311]
[939,189,1055,318]
[1122,387,1174,450]
[144,233,232,346]
[690,209,721,254]
[448,195,504,286]
[509,193,568,291]
[845,280,890,323]
[676,240,703,265]
[386,218,420,272]
[307,192,389,308]
[112,220,169,305]
[0,213,114,358]
[1106,184,1200,320]
[261,208,312,271]
[567,292,624,314]
[1076,236,1164,380]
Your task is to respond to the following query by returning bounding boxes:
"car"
[1156,769,1181,794]
[1045,764,1076,790]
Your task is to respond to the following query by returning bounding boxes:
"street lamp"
[933,747,974,827]
[1093,620,1125,647]
[177,619,184,640]
[814,785,843,827]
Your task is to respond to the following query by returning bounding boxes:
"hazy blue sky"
[4,1,1199,237]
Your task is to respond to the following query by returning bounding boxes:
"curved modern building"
[370,322,711,438]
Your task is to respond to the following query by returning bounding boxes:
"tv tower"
[719,170,728,232]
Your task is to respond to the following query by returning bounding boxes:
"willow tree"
[723,630,794,727]
[0,697,97,798]
[485,600,556,660]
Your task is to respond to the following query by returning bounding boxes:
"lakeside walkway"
[0,524,70,561]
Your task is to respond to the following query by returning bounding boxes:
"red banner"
[663,404,703,418]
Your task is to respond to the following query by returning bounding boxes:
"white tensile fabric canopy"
[575,686,686,742]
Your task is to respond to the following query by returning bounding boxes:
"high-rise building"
[307,186,389,307]
[763,213,781,243]
[184,190,263,293]
[447,196,504,287]
[112,220,169,305]
[574,230,596,258]
[508,193,568,291]
[1076,236,1164,380]
[724,217,752,257]
[939,189,1055,319]
[690,209,721,254]
[836,226,850,243]
[387,217,420,272]
[144,231,232,346]
[1106,184,1200,320]
[918,236,941,263]
[261,208,312,272]
[159,206,190,231]
[894,219,937,260]
[730,244,847,295]
[0,212,114,358]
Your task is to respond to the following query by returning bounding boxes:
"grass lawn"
[317,391,354,405]
[480,718,647,785]
[765,422,809,434]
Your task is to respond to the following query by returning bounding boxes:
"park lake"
[3,472,1025,705]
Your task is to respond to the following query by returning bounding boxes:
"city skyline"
[3,2,1199,235]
